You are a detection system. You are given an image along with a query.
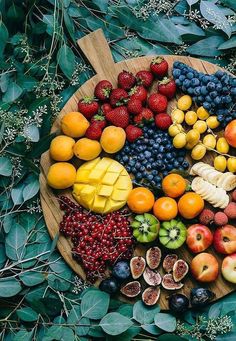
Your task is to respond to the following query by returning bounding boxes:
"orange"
[61,112,89,138]
[50,135,75,161]
[178,192,204,219]
[153,197,178,221]
[162,173,186,198]
[47,162,76,189]
[127,187,155,214]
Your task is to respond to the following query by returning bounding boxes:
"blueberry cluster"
[173,61,236,127]
[115,123,189,187]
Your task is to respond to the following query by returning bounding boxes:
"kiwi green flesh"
[159,222,187,249]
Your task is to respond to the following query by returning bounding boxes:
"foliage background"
[0,0,236,340]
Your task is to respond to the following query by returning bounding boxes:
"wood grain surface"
[40,29,235,308]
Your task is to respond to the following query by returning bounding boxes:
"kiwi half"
[159,219,187,249]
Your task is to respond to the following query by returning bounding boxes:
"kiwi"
[159,219,187,249]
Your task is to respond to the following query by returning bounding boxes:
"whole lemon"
[100,126,126,153]
[74,138,102,160]
[177,95,192,111]
[50,135,75,161]
[61,112,89,138]
[47,162,76,189]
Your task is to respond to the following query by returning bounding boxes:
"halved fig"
[143,267,161,286]
[146,247,161,270]
[163,254,178,273]
[162,274,183,290]
[130,256,146,279]
[120,281,141,298]
[142,287,160,306]
[173,259,189,282]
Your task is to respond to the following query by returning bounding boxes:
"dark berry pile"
[59,196,134,283]
[116,123,189,187]
[173,61,236,127]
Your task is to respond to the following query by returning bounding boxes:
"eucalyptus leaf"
[0,244,6,269]
[133,300,160,324]
[5,223,27,260]
[81,290,110,319]
[20,271,45,287]
[23,124,40,142]
[220,0,236,10]
[0,72,10,92]
[17,75,37,91]
[154,313,177,332]
[57,44,75,79]
[186,36,225,56]
[11,182,25,205]
[67,305,90,336]
[13,329,33,341]
[100,312,133,335]
[2,82,23,103]
[0,20,9,57]
[27,132,57,158]
[219,35,236,49]
[142,324,161,335]
[17,307,38,322]
[186,0,199,4]
[0,156,12,176]
[0,277,22,297]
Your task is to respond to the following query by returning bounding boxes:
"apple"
[222,253,236,283]
[213,225,236,254]
[225,120,236,148]
[186,224,213,253]
[190,252,219,282]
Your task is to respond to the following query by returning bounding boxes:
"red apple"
[186,224,213,253]
[222,253,236,283]
[213,225,236,254]
[190,252,219,282]
[225,120,236,148]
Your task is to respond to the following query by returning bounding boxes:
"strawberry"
[100,103,112,115]
[91,114,107,130]
[94,80,112,101]
[157,77,176,99]
[118,70,136,90]
[133,108,154,125]
[85,122,102,140]
[105,106,129,128]
[78,96,99,120]
[150,57,168,78]
[109,88,128,107]
[125,125,143,143]
[129,85,147,103]
[136,70,154,88]
[155,113,172,130]
[127,98,142,115]
[147,93,168,113]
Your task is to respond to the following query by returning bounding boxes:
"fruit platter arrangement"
[40,30,236,310]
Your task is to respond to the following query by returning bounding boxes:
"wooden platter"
[40,29,235,309]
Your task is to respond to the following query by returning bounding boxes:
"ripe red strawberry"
[78,97,99,120]
[157,78,176,99]
[94,80,112,101]
[125,125,143,143]
[150,57,168,78]
[91,114,107,130]
[109,88,128,107]
[85,122,102,140]
[136,70,154,88]
[133,108,154,125]
[118,70,136,90]
[127,98,142,115]
[129,85,147,103]
[147,93,168,113]
[105,106,129,128]
[155,113,172,130]
[100,103,112,115]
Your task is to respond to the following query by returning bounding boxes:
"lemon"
[227,158,236,173]
[173,133,187,149]
[171,109,185,124]
[206,116,220,129]
[47,162,76,189]
[196,106,210,120]
[203,134,216,150]
[214,155,227,172]
[191,144,206,160]
[185,111,197,126]
[216,137,229,154]
[193,120,207,134]
[168,124,183,137]
[74,138,102,161]
[177,95,192,111]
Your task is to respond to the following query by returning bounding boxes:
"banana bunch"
[191,177,229,209]
[190,162,236,191]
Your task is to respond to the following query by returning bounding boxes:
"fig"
[159,219,187,249]
[146,246,161,269]
[120,281,141,298]
[163,254,178,273]
[190,287,215,308]
[142,287,160,306]
[130,256,146,279]
[143,267,162,286]
[173,259,189,282]
[168,293,189,313]
[162,274,183,290]
[99,277,119,294]
[112,261,130,280]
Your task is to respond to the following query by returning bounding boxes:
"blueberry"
[205,95,211,102]
[173,161,180,168]
[214,96,221,105]
[179,75,185,82]
[217,114,224,122]
[183,79,191,88]
[200,86,208,95]
[152,170,158,176]
[231,87,236,96]
[146,164,152,171]
[202,75,210,84]
[126,166,131,172]
[215,70,224,79]
[112,261,130,280]
[163,171,168,177]
[216,83,222,92]
[188,87,194,95]
[198,95,204,102]
[194,86,201,95]
[136,172,142,180]
[222,86,228,94]
[225,95,232,103]
[183,161,189,169]
[209,91,217,98]
[173,69,181,78]
[226,116,232,123]
[155,176,162,183]
[187,72,194,79]
[207,82,215,91]
[203,102,211,110]
[144,151,152,158]
[159,146,165,153]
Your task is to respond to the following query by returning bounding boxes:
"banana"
[219,173,236,191]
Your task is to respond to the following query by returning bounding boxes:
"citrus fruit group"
[178,192,204,219]
[162,174,186,198]
[127,187,155,214]
[153,197,178,221]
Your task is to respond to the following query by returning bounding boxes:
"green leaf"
[2,82,23,103]
[27,132,57,158]
[133,300,160,324]
[57,44,75,79]
[17,307,38,322]
[81,290,110,319]
[117,304,133,318]
[187,0,199,4]
[176,23,205,37]
[67,305,90,336]
[0,244,6,269]
[0,72,10,92]
[100,312,133,336]
[11,182,25,205]
[142,324,161,335]
[186,36,225,56]
[13,329,33,341]
[0,156,12,176]
[3,213,15,233]
[63,11,75,42]
[7,4,24,21]
[19,213,36,232]
[0,20,9,57]
[22,176,39,201]
[6,223,27,250]
[113,6,141,30]
[208,302,222,318]
[200,1,232,37]
[220,0,236,10]
[17,75,37,91]
[23,124,40,142]
[0,121,5,144]
[154,313,177,332]
[157,334,183,341]
[0,277,22,297]
[219,35,236,49]
[20,272,45,287]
